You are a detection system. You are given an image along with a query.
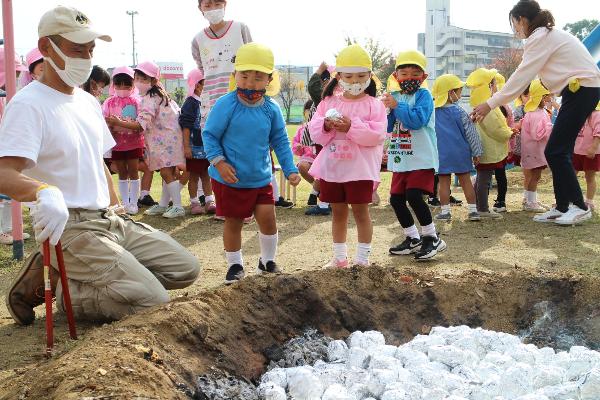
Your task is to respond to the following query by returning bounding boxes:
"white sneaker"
[144,205,168,216]
[127,204,139,215]
[478,210,503,219]
[533,208,564,223]
[523,202,547,212]
[554,205,592,226]
[162,206,185,219]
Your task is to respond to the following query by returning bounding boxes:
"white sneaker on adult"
[554,205,592,226]
[532,208,564,223]
[162,206,185,219]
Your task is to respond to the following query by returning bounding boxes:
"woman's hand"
[471,103,492,123]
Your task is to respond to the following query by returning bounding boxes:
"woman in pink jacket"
[309,44,387,268]
[472,0,600,225]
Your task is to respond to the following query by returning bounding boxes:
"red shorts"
[319,179,374,204]
[111,148,144,160]
[573,153,600,172]
[212,179,274,219]
[186,158,209,174]
[391,169,435,196]
[476,158,508,171]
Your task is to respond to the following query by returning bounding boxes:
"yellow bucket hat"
[495,73,506,90]
[395,50,427,71]
[596,101,600,111]
[227,69,281,97]
[466,68,497,107]
[432,74,465,108]
[524,78,550,112]
[336,44,372,73]
[234,43,275,74]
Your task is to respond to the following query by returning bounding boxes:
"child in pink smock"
[106,61,185,219]
[103,66,144,215]
[309,44,387,268]
[573,103,600,211]
[520,79,553,212]
[292,100,319,207]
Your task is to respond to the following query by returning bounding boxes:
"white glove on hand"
[31,186,69,246]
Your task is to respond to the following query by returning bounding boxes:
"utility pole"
[126,10,138,66]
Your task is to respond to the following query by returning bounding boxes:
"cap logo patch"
[75,12,89,26]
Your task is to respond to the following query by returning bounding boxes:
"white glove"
[30,186,69,246]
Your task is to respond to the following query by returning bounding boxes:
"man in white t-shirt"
[0,6,200,324]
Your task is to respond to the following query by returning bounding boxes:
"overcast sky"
[1,0,594,73]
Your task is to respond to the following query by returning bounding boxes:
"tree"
[171,87,186,107]
[343,36,395,90]
[487,48,523,80]
[278,68,305,123]
[563,19,599,41]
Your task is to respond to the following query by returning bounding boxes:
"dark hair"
[396,64,423,72]
[322,77,377,99]
[135,69,171,106]
[522,85,530,96]
[28,59,43,74]
[112,73,133,87]
[509,0,555,37]
[303,99,314,112]
[500,104,509,118]
[83,65,110,93]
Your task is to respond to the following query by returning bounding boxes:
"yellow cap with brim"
[495,73,506,90]
[524,78,550,112]
[467,68,497,107]
[336,44,372,73]
[395,50,427,71]
[234,43,274,74]
[432,74,465,108]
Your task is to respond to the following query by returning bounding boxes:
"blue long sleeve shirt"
[203,92,298,189]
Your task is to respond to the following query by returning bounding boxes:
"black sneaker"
[493,200,507,213]
[305,205,331,216]
[414,236,447,261]
[257,259,281,274]
[275,197,294,209]
[224,264,245,284]
[389,237,422,255]
[199,195,206,206]
[307,193,318,206]
[449,195,463,206]
[137,194,158,207]
[428,197,441,208]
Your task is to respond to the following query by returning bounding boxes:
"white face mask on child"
[203,8,225,25]
[338,79,371,96]
[134,81,152,95]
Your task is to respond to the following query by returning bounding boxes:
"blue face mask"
[237,88,266,102]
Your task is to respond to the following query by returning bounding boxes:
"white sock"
[197,177,204,197]
[523,190,528,201]
[225,250,243,267]
[259,232,278,263]
[272,174,280,200]
[310,188,319,196]
[205,195,215,203]
[167,181,182,208]
[421,223,438,239]
[140,190,150,199]
[129,179,140,207]
[118,180,129,206]
[190,197,200,204]
[355,243,371,264]
[440,204,451,214]
[158,181,171,207]
[468,203,477,213]
[333,242,347,261]
[318,201,329,209]
[403,225,420,240]
[0,203,12,233]
[531,191,537,203]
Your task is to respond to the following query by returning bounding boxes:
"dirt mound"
[1,266,599,399]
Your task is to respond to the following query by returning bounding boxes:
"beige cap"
[38,6,111,44]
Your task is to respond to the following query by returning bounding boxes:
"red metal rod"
[42,240,53,356]
[55,241,77,339]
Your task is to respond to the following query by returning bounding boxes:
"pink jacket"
[292,124,316,160]
[520,108,553,169]
[102,95,144,152]
[308,94,387,183]
[575,111,600,156]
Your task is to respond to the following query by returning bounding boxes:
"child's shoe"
[478,210,503,219]
[307,193,318,206]
[493,200,507,213]
[257,259,282,274]
[434,212,452,221]
[468,211,482,221]
[126,204,139,215]
[162,206,185,219]
[144,205,168,216]
[352,259,370,267]
[138,194,157,207]
[275,197,294,209]
[205,201,217,214]
[190,202,205,215]
[427,197,441,208]
[305,205,331,216]
[224,264,245,284]
[414,236,447,260]
[449,195,463,206]
[324,258,349,269]
[523,202,547,212]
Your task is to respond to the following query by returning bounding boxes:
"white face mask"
[45,39,93,88]
[338,78,371,96]
[203,8,225,25]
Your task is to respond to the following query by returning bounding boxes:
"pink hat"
[187,69,204,96]
[0,47,26,88]
[134,61,160,80]
[25,48,43,68]
[112,66,134,79]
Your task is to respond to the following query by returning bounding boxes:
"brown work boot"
[5,251,54,325]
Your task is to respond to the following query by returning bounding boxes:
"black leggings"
[390,189,433,228]
[494,167,507,203]
[545,86,600,212]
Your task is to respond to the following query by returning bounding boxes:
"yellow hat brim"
[434,93,449,108]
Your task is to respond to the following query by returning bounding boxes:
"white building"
[418,0,522,87]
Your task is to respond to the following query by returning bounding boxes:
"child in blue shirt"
[203,43,300,284]
[381,50,447,260]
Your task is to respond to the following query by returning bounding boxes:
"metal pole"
[2,0,24,260]
[126,11,138,66]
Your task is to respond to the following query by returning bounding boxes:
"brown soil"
[1,266,600,399]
